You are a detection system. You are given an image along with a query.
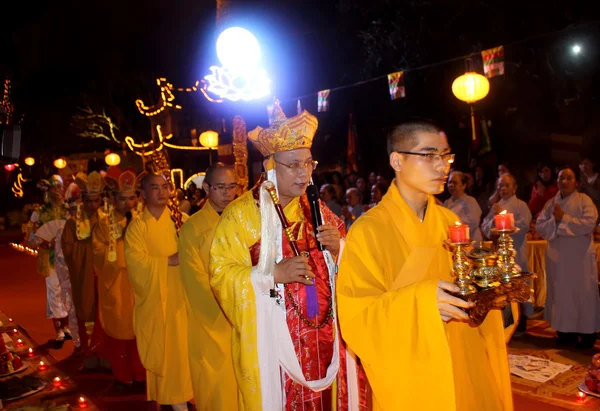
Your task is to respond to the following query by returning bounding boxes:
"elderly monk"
[179,162,239,410]
[337,121,513,411]
[92,167,145,388]
[124,170,193,411]
[61,171,105,367]
[209,101,369,411]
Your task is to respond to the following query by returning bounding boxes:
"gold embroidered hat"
[248,99,318,157]
[105,166,138,194]
[77,171,104,195]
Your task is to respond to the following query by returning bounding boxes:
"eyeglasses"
[208,183,239,192]
[393,151,455,165]
[275,159,318,172]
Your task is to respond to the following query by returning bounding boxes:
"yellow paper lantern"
[452,72,490,104]
[24,157,35,166]
[105,152,121,166]
[199,130,219,148]
[53,158,67,169]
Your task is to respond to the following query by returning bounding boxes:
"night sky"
[2,1,600,207]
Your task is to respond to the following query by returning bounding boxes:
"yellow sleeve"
[208,202,256,331]
[337,221,455,409]
[179,220,210,315]
[92,220,111,274]
[124,217,167,376]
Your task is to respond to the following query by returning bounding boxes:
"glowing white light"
[216,27,261,74]
[204,27,271,101]
[572,44,582,55]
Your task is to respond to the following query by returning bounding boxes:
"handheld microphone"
[306,185,325,251]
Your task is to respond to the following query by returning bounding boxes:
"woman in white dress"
[536,167,600,349]
[444,171,483,241]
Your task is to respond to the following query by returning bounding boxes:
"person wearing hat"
[28,175,71,345]
[92,167,145,389]
[61,171,106,368]
[209,101,368,410]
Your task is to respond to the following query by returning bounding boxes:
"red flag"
[347,113,359,173]
[481,46,505,78]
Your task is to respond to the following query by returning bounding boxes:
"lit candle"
[576,391,586,402]
[28,348,34,357]
[494,210,514,230]
[12,328,18,336]
[8,318,13,322]
[448,222,470,243]
[78,396,88,408]
[38,361,47,371]
[53,376,61,387]
[16,339,23,347]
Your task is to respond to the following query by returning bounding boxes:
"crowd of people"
[22,102,599,411]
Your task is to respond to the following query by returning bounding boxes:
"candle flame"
[54,377,61,382]
[577,391,586,398]
[455,221,461,225]
[39,361,44,366]
[28,348,33,353]
[499,210,507,215]
[79,397,86,402]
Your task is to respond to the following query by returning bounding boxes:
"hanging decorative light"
[452,72,490,104]
[53,158,67,169]
[199,130,219,149]
[24,157,35,166]
[105,152,121,166]
[4,164,15,171]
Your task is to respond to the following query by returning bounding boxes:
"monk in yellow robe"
[179,163,239,410]
[124,172,193,410]
[61,171,105,368]
[92,166,145,388]
[210,101,370,411]
[337,121,513,411]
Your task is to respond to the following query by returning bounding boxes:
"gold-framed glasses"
[275,159,318,171]
[394,151,455,164]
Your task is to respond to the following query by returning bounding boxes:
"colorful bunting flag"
[387,71,406,100]
[481,46,505,78]
[297,99,302,115]
[317,90,330,112]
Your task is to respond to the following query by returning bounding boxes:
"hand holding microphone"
[306,185,340,255]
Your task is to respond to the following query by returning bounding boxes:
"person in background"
[482,173,532,336]
[579,157,600,223]
[528,163,558,218]
[176,188,192,215]
[368,171,377,187]
[342,187,364,230]
[124,171,193,410]
[443,171,483,241]
[179,163,239,410]
[368,183,387,209]
[488,162,511,206]
[320,183,343,217]
[356,177,370,205]
[536,167,600,349]
[93,167,146,390]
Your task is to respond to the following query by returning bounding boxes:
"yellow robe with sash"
[92,212,135,339]
[337,182,513,411]
[210,191,303,411]
[124,208,193,404]
[179,201,238,410]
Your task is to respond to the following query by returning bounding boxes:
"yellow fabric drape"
[209,191,305,411]
[337,182,513,411]
[92,213,135,339]
[124,208,193,405]
[179,201,238,410]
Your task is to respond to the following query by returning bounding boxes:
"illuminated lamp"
[24,157,35,166]
[452,72,490,104]
[199,131,219,149]
[53,158,67,169]
[4,164,15,171]
[105,152,121,166]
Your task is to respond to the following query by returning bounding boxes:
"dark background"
[2,0,600,212]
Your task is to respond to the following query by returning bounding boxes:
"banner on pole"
[317,89,330,112]
[481,46,505,78]
[387,71,406,100]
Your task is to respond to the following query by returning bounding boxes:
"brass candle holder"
[446,229,536,326]
[491,227,520,282]
[445,240,477,296]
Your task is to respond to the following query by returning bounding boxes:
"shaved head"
[387,121,442,155]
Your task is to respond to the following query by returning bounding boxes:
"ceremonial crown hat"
[75,171,104,195]
[104,166,138,194]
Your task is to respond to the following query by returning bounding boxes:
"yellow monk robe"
[124,207,193,404]
[61,213,98,322]
[337,182,513,411]
[179,201,238,410]
[92,212,135,339]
